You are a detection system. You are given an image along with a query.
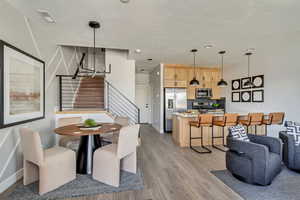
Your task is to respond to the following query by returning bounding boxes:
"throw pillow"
[228,125,250,142]
[285,121,300,146]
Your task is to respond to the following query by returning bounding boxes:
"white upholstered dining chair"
[58,117,82,151]
[92,124,140,187]
[102,116,130,144]
[20,127,76,195]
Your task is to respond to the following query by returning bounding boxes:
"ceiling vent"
[37,10,55,23]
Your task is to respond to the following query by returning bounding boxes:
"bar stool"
[189,114,213,154]
[239,113,264,135]
[262,112,285,135]
[212,113,239,152]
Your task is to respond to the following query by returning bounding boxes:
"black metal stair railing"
[57,75,82,111]
[105,80,140,124]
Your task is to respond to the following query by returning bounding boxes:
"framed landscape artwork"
[0,40,45,128]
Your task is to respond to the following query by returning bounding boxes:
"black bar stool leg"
[189,124,211,154]
[265,125,268,136]
[255,125,257,135]
[212,125,227,152]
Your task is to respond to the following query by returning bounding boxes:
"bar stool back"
[212,113,238,151]
[263,112,285,135]
[189,114,213,153]
[240,113,264,134]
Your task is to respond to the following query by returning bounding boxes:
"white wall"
[223,45,300,137]
[0,2,137,192]
[149,64,164,133]
[105,49,136,103]
[0,1,71,192]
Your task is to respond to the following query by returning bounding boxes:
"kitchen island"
[172,112,266,147]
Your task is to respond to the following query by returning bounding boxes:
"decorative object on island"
[252,75,264,88]
[241,91,251,102]
[217,51,228,87]
[243,52,254,88]
[232,92,240,102]
[72,21,111,79]
[189,49,200,86]
[0,40,45,129]
[252,89,264,103]
[231,79,241,90]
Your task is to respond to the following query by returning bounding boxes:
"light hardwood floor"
[1,125,242,200]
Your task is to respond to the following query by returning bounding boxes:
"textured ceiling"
[7,0,300,72]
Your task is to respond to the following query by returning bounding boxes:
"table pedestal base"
[76,135,102,174]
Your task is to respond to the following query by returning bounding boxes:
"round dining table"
[54,123,122,175]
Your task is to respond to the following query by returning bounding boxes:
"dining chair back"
[20,128,44,166]
[58,117,82,149]
[58,117,82,127]
[114,116,130,127]
[117,124,140,158]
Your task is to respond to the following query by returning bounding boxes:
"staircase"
[73,77,105,110]
[57,75,140,124]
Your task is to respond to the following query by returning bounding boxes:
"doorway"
[136,85,151,123]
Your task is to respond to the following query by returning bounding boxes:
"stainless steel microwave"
[196,88,212,98]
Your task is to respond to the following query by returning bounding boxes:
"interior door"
[136,85,151,123]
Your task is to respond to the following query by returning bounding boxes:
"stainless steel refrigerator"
[164,88,187,132]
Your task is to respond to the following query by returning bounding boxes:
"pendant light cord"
[193,52,196,78]
[221,53,224,78]
[93,27,96,73]
[247,54,250,77]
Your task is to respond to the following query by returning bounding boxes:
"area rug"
[211,167,300,200]
[7,169,144,200]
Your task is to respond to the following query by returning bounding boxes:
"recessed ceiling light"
[140,69,145,72]
[135,49,141,53]
[37,10,55,23]
[204,44,213,49]
[147,58,153,61]
[120,0,130,3]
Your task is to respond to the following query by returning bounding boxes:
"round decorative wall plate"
[232,79,241,90]
[241,91,251,102]
[252,75,264,88]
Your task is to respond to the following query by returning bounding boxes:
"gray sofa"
[226,134,282,186]
[279,131,300,171]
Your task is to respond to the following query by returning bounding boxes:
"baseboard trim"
[0,169,23,194]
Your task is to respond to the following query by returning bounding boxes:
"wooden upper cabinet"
[164,66,176,81]
[164,66,188,88]
[164,65,222,99]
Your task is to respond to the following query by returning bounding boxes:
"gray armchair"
[279,131,300,170]
[226,134,282,186]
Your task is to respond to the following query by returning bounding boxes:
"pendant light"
[72,21,111,79]
[189,49,200,86]
[244,52,254,87]
[217,51,228,87]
